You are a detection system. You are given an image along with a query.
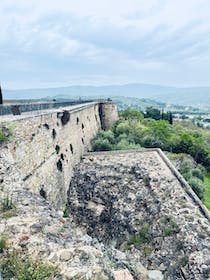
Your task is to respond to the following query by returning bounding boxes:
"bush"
[141,135,156,148]
[188,177,204,200]
[121,108,144,121]
[0,195,15,212]
[179,159,194,174]
[0,235,8,253]
[97,130,116,144]
[173,133,193,154]
[128,224,152,249]
[203,154,210,172]
[63,204,69,218]
[115,121,131,136]
[163,221,179,236]
[114,139,141,150]
[0,125,12,143]
[0,129,8,143]
[0,250,59,280]
[191,168,204,181]
[92,138,112,151]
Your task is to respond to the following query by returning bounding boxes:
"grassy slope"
[204,173,210,210]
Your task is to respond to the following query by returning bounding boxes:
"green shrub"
[163,223,178,236]
[97,130,116,144]
[179,159,194,174]
[0,129,8,143]
[115,121,131,136]
[121,108,144,121]
[0,234,8,253]
[182,171,192,181]
[63,205,69,218]
[179,256,189,267]
[0,250,59,280]
[188,177,204,200]
[92,138,112,151]
[114,139,141,150]
[161,216,179,237]
[0,195,15,212]
[0,125,13,143]
[127,224,152,249]
[142,246,152,257]
[191,168,204,181]
[143,176,150,187]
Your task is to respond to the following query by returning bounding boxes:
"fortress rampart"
[0,102,210,280]
[0,101,118,209]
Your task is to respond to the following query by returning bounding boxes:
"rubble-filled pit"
[68,150,210,280]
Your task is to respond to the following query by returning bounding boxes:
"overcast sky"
[1,0,210,89]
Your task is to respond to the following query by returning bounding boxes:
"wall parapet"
[0,100,95,116]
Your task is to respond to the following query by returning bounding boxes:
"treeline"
[92,107,210,201]
[144,106,173,124]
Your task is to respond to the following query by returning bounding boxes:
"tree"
[169,112,173,125]
[145,107,161,120]
[0,85,3,105]
[121,108,144,121]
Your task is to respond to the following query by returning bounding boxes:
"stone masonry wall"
[99,102,119,130]
[0,102,116,209]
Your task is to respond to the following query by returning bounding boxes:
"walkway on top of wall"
[0,102,97,123]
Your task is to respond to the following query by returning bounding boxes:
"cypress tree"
[169,112,173,125]
[0,85,3,104]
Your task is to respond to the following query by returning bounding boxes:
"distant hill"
[3,83,210,109]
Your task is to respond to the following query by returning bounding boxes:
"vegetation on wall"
[0,128,8,143]
[92,107,210,207]
[0,250,59,280]
[0,123,14,143]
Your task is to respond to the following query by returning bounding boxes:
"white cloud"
[0,0,210,87]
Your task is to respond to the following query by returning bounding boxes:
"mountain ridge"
[3,83,210,108]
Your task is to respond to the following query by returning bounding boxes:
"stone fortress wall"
[99,102,119,130]
[0,101,118,209]
[0,101,210,279]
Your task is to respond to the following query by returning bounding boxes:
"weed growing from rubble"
[0,250,59,280]
[142,246,153,257]
[0,234,8,253]
[0,123,15,143]
[0,195,15,212]
[126,223,152,249]
[0,129,8,143]
[63,204,69,217]
[0,194,17,219]
[161,216,179,237]
[179,256,189,267]
[143,175,150,187]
